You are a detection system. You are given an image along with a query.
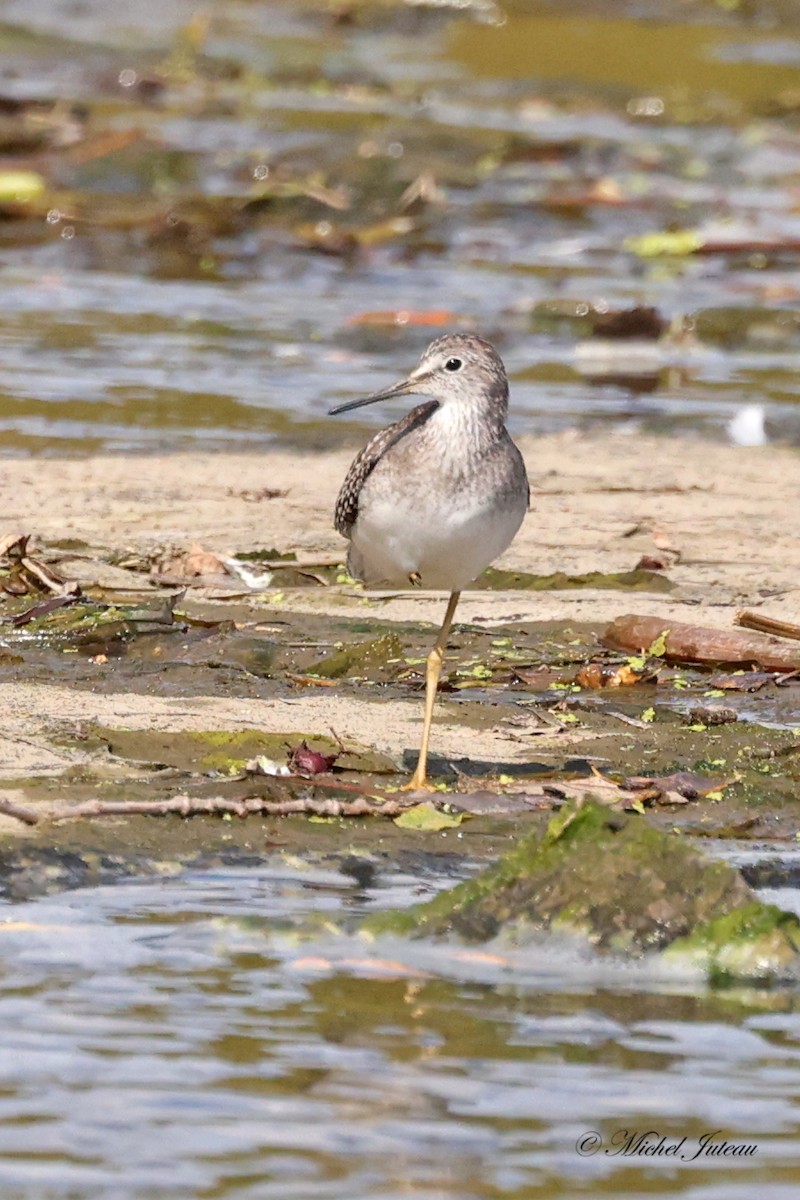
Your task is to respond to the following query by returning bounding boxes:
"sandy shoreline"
[3,431,798,621]
[1,432,799,790]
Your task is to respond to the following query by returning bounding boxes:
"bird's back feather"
[334,400,439,537]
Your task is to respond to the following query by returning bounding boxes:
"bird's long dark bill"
[328,371,432,416]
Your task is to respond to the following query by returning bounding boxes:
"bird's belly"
[350,488,526,589]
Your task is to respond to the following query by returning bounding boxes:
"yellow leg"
[401,590,461,791]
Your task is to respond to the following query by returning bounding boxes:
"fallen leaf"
[394,802,464,831]
[163,542,229,579]
[11,592,80,626]
[0,533,28,558]
[575,662,655,688]
[708,671,779,692]
[19,555,75,594]
[287,740,338,775]
[635,554,671,570]
[685,705,738,727]
[624,771,736,802]
[646,629,670,657]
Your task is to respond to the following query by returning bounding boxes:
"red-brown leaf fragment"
[286,740,338,775]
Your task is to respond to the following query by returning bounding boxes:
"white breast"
[349,404,527,590]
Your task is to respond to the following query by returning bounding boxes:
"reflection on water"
[0,862,798,1199]
[1,6,800,1196]
[2,1,800,454]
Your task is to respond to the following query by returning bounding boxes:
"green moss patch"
[365,801,800,982]
[91,726,397,774]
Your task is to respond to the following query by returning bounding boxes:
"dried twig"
[735,610,800,643]
[0,797,40,825]
[48,791,418,822]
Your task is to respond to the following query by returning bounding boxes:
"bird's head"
[328,333,509,417]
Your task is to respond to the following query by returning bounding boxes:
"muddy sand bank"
[0,431,798,846]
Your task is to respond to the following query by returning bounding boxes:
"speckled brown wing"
[334,400,438,537]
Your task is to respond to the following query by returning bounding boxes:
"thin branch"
[48,791,418,822]
[0,797,40,825]
[735,610,800,643]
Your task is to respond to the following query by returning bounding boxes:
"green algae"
[309,632,404,679]
[479,568,674,593]
[91,727,397,774]
[667,901,800,984]
[364,801,800,982]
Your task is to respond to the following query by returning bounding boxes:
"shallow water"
[3,0,800,454]
[3,4,800,1196]
[0,856,798,1200]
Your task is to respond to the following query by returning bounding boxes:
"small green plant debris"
[394,802,464,831]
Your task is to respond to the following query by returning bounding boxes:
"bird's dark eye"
[444,357,462,372]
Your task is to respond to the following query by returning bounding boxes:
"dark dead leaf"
[685,705,738,727]
[0,533,29,559]
[287,739,338,775]
[10,592,79,627]
[624,771,735,801]
[19,555,76,594]
[707,671,777,692]
[543,766,734,810]
[0,575,29,596]
[635,554,671,571]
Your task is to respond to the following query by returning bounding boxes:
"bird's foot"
[398,774,437,793]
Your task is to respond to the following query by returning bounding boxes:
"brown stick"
[48,792,418,823]
[0,797,40,825]
[735,610,800,643]
[603,614,800,671]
